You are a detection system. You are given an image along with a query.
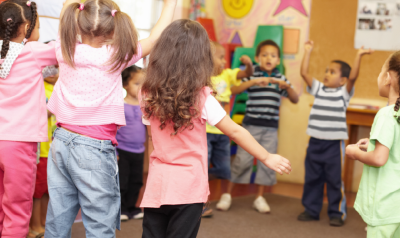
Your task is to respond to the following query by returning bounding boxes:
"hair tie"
[26,1,31,7]
[22,38,28,45]
[111,10,117,17]
[79,3,84,11]
[7,18,12,22]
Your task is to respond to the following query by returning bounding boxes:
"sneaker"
[297,211,318,221]
[330,217,344,227]
[120,214,129,221]
[216,193,232,211]
[202,207,213,218]
[253,196,270,213]
[133,212,144,220]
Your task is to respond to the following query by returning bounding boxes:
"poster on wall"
[355,0,400,51]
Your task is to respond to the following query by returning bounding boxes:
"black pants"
[301,137,347,220]
[117,149,144,214]
[142,203,203,238]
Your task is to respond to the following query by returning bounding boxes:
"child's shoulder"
[376,105,396,120]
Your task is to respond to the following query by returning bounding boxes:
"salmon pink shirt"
[140,87,227,208]
[0,41,57,142]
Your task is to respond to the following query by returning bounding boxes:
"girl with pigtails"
[45,0,177,237]
[0,0,58,237]
[346,51,400,238]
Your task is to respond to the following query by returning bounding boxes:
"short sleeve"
[342,84,355,102]
[29,41,57,69]
[370,111,395,150]
[127,43,143,66]
[228,68,241,86]
[201,95,227,126]
[307,78,321,96]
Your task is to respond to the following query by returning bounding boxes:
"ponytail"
[60,2,81,68]
[395,95,400,112]
[108,10,138,73]
[0,19,14,69]
[25,1,37,39]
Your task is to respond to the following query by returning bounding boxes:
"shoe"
[297,211,319,221]
[253,196,270,213]
[120,214,129,221]
[133,212,144,220]
[202,207,213,218]
[216,193,232,211]
[330,217,344,227]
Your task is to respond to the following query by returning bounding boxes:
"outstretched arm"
[236,55,254,79]
[140,0,177,57]
[231,78,271,95]
[347,47,373,93]
[270,79,299,104]
[346,141,389,167]
[301,41,314,88]
[215,115,292,175]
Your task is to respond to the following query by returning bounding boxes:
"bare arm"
[146,125,154,156]
[301,41,314,88]
[347,47,373,93]
[215,115,291,175]
[231,78,271,95]
[236,55,254,79]
[270,78,299,104]
[139,0,177,57]
[346,141,389,167]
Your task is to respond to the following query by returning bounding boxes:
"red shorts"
[33,157,48,199]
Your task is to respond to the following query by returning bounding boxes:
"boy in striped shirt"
[298,40,372,226]
[216,40,299,213]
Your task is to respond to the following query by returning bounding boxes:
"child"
[140,19,292,238]
[298,40,372,226]
[216,40,298,213]
[0,1,58,237]
[28,66,59,238]
[203,42,254,217]
[346,52,400,238]
[45,0,177,236]
[116,65,146,221]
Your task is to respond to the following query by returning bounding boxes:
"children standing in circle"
[45,0,177,237]
[0,1,57,237]
[140,19,292,238]
[346,52,400,237]
[116,66,146,221]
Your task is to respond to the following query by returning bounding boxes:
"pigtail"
[60,2,81,68]
[108,9,138,73]
[25,1,37,39]
[0,19,14,69]
[395,95,400,112]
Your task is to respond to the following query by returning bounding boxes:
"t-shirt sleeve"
[229,68,241,86]
[30,41,57,69]
[127,43,143,66]
[201,95,227,126]
[342,84,355,102]
[370,110,395,150]
[307,78,321,96]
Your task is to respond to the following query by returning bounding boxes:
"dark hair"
[388,51,400,114]
[60,0,138,72]
[332,60,351,78]
[122,65,141,87]
[141,19,214,136]
[0,0,37,69]
[256,39,280,57]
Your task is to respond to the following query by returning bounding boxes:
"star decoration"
[274,0,308,16]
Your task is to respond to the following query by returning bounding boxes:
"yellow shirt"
[206,68,241,134]
[39,82,57,158]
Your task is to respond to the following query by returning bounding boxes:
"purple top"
[116,104,146,154]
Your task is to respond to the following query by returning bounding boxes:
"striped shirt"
[307,79,354,140]
[242,67,291,128]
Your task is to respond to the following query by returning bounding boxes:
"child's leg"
[325,140,347,220]
[29,198,45,236]
[301,138,325,219]
[0,141,37,238]
[118,149,132,215]
[208,134,231,181]
[127,152,144,214]
[142,207,170,238]
[367,224,400,238]
[0,164,4,234]
[40,193,49,227]
[30,156,48,234]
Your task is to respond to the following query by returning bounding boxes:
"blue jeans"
[45,128,121,238]
[207,133,231,180]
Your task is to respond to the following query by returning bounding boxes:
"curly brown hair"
[141,19,214,135]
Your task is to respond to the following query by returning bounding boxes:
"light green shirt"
[354,105,400,226]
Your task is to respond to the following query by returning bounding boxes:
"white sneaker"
[216,193,232,211]
[133,212,144,220]
[120,214,129,221]
[253,196,270,213]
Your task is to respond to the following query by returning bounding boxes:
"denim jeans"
[207,133,231,180]
[45,128,121,238]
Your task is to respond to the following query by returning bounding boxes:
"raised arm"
[347,46,373,93]
[236,55,254,79]
[301,41,314,88]
[215,115,292,175]
[139,0,177,57]
[346,141,389,167]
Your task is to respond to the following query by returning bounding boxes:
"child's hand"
[356,138,370,152]
[358,46,373,56]
[253,77,270,87]
[261,154,292,175]
[304,40,314,52]
[346,144,360,160]
[270,79,291,89]
[240,55,253,66]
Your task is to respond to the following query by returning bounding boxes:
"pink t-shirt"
[0,41,57,142]
[140,87,226,208]
[47,37,142,127]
